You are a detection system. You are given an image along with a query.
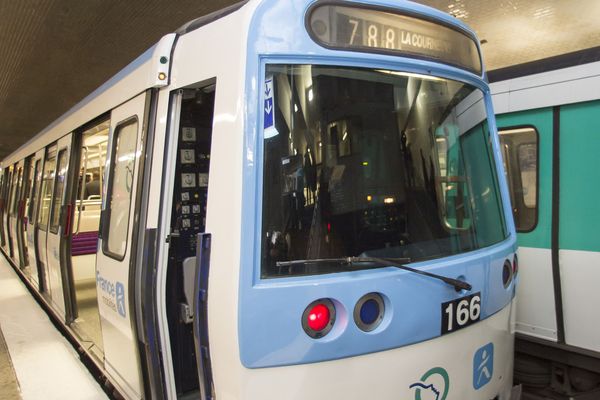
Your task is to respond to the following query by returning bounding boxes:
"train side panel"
[558,100,600,352]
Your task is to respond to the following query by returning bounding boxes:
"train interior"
[166,85,215,397]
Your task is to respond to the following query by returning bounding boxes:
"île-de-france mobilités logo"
[409,367,450,400]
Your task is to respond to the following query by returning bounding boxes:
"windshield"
[261,65,506,278]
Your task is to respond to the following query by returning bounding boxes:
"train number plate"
[441,292,481,335]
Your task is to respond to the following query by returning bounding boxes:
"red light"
[307,304,330,331]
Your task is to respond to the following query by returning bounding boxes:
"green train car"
[492,60,600,398]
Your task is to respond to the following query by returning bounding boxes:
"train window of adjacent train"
[103,119,138,259]
[498,127,538,232]
[261,65,506,277]
[27,159,41,224]
[38,150,57,232]
[49,150,68,233]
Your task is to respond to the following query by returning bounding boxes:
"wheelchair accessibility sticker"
[409,367,449,400]
[473,343,494,389]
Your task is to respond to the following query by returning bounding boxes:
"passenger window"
[50,150,68,233]
[499,127,538,232]
[103,119,138,259]
[38,150,57,232]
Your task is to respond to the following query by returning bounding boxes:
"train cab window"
[50,150,68,233]
[499,127,538,232]
[261,65,506,277]
[38,147,57,232]
[104,119,138,258]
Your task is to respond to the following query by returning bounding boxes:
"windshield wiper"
[276,256,472,291]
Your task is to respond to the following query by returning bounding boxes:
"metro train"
[492,59,600,398]
[0,1,518,399]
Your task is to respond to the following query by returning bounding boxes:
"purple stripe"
[71,231,98,256]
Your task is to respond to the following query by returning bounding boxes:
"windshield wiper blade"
[358,256,472,291]
[276,256,472,291]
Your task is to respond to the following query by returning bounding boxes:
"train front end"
[229,1,517,399]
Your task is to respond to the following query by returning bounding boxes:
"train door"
[25,151,44,288]
[19,156,35,269]
[45,134,74,318]
[5,166,15,258]
[37,145,57,299]
[70,119,109,355]
[95,93,146,399]
[164,85,215,398]
[497,111,553,342]
[558,100,600,352]
[0,168,5,249]
[9,159,27,267]
[8,164,21,262]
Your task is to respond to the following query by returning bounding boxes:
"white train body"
[0,1,518,399]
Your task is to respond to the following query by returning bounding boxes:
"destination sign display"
[308,5,482,74]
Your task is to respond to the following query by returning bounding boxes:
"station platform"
[0,255,107,400]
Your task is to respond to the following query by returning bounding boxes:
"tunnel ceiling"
[1,0,599,161]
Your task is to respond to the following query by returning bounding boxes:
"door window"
[103,119,139,259]
[50,150,68,234]
[499,127,538,232]
[38,149,57,232]
[27,159,41,224]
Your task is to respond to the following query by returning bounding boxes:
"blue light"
[502,261,512,287]
[360,299,380,325]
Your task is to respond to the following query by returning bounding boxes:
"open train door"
[0,168,7,250]
[3,166,14,257]
[45,134,75,319]
[25,150,45,289]
[8,160,25,267]
[95,92,147,399]
[11,158,30,268]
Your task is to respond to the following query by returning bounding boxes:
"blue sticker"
[473,343,494,389]
[116,282,126,318]
[263,77,274,129]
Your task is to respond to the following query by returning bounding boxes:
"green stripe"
[496,108,553,249]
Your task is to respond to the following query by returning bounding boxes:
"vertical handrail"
[99,144,105,199]
[193,233,214,400]
[75,146,88,235]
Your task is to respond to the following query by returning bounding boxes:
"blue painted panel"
[238,0,516,368]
